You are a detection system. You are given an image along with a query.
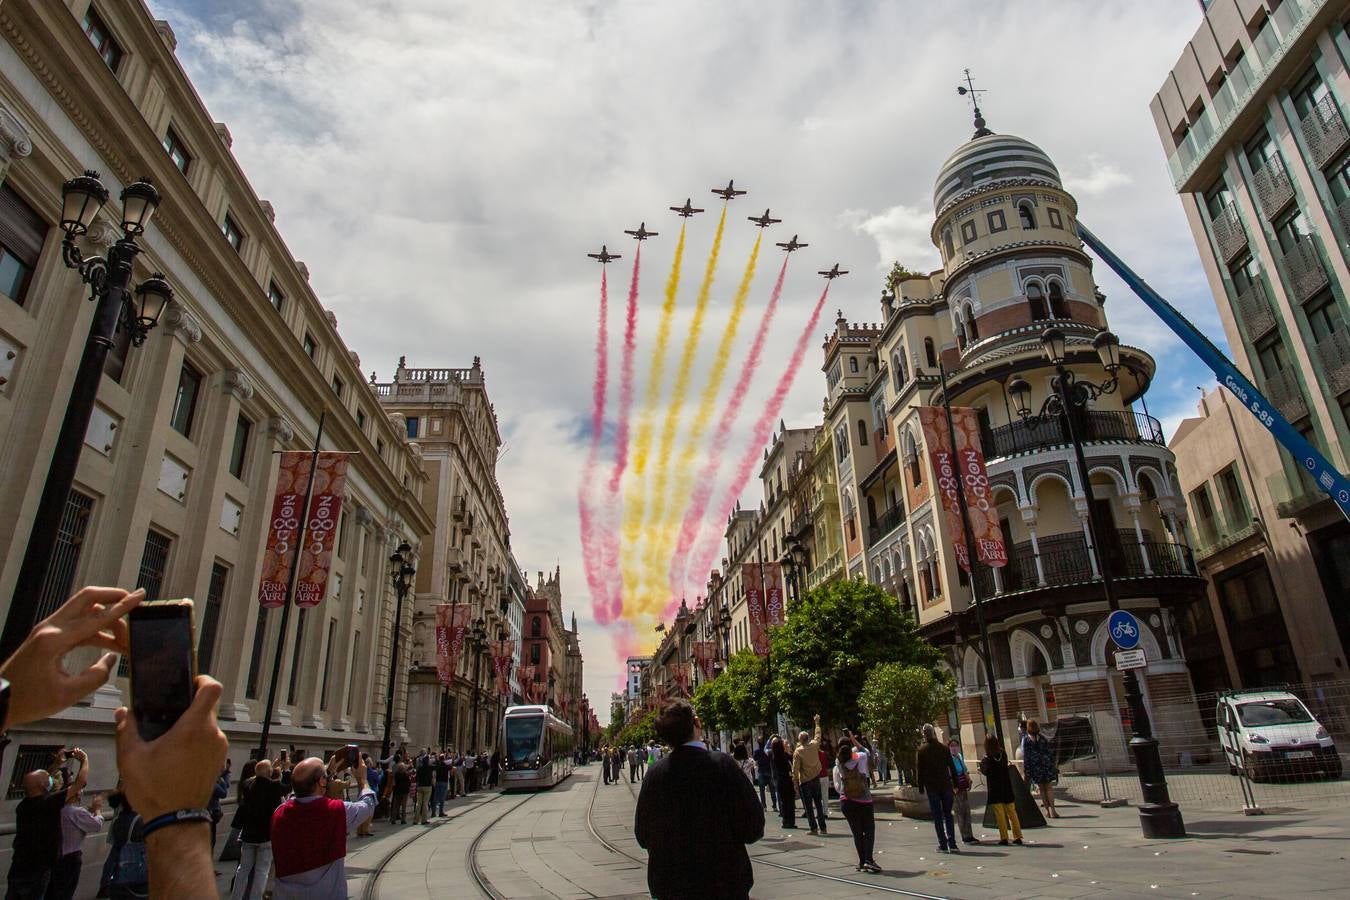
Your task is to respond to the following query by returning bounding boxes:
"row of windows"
[940,199,1068,260]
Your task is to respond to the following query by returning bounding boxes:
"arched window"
[531,616,541,638]
[858,419,869,446]
[924,337,937,369]
[1018,202,1036,229]
[942,228,954,259]
[904,431,923,487]
[965,305,980,341]
[892,351,908,388]
[1027,283,1049,320]
[849,356,859,373]
[1048,281,1069,318]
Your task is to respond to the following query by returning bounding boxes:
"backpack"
[110,815,148,888]
[840,763,868,800]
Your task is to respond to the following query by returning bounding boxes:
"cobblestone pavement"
[210,764,1350,899]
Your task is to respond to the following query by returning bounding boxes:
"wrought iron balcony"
[806,549,844,590]
[868,504,906,545]
[1252,154,1296,219]
[1264,366,1309,422]
[1299,92,1350,169]
[981,410,1164,460]
[973,532,1197,597]
[1276,238,1329,304]
[1313,328,1350,398]
[1210,202,1248,264]
[1233,279,1278,339]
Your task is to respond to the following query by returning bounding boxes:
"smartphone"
[346,744,359,767]
[128,599,198,742]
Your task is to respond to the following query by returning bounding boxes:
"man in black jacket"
[634,700,764,900]
[914,723,960,854]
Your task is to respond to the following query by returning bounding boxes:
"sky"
[148,0,1223,712]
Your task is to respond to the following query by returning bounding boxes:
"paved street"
[336,764,1349,899]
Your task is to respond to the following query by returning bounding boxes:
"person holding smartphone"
[269,752,375,897]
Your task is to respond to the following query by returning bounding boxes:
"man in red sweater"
[270,752,375,898]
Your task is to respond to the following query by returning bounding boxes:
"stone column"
[1074,498,1100,580]
[1125,495,1151,575]
[1021,506,1046,586]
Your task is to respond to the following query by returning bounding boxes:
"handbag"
[109,817,148,888]
[955,772,972,792]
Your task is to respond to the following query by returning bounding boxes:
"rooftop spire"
[957,68,992,139]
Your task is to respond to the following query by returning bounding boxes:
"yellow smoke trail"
[629,222,687,482]
[640,233,761,602]
[622,207,726,618]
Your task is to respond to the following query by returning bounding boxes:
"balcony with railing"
[1210,202,1248,264]
[867,504,906,545]
[1276,238,1330,304]
[1313,328,1350,398]
[974,531,1198,597]
[1264,366,1309,422]
[1299,92,1350,169]
[1166,0,1326,189]
[981,410,1164,460]
[1233,279,1278,339]
[1253,154,1296,219]
[806,548,844,591]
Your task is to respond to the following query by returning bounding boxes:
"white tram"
[500,705,575,791]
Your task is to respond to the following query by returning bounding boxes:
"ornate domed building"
[822,116,1207,759]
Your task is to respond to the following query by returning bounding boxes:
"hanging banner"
[516,664,534,703]
[671,662,691,693]
[258,452,312,607]
[1079,223,1350,523]
[436,603,470,682]
[742,563,769,656]
[918,406,1007,572]
[295,453,351,607]
[692,641,717,680]
[492,640,514,700]
[762,562,786,627]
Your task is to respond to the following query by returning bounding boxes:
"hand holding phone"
[128,600,198,742]
[346,744,359,767]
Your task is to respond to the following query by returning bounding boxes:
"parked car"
[1216,691,1341,782]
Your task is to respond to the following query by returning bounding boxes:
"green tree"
[691,678,729,732]
[616,708,657,746]
[771,578,939,729]
[692,650,771,733]
[884,261,921,294]
[858,663,955,784]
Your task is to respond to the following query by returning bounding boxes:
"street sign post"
[1108,609,1142,650]
[1115,648,1147,671]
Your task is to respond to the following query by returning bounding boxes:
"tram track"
[359,791,505,900]
[467,791,541,899]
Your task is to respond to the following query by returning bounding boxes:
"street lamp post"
[381,542,416,760]
[717,601,731,662]
[0,171,172,661]
[1008,326,1186,839]
[470,616,486,750]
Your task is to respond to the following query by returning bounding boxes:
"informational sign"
[1114,648,1147,671]
[258,452,312,607]
[294,453,350,607]
[1108,609,1142,650]
[743,563,769,656]
[1079,223,1350,523]
[918,406,1008,571]
[762,562,786,628]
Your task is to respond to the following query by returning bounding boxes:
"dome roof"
[933,133,1061,213]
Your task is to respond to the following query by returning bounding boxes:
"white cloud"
[149,0,1222,707]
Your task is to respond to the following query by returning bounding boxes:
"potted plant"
[859,663,954,819]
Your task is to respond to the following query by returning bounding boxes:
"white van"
[1215,691,1341,782]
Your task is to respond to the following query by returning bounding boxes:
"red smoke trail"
[680,280,833,598]
[667,256,790,597]
[579,268,612,623]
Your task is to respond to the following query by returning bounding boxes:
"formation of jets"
[590,181,846,281]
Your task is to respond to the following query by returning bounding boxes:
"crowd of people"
[633,698,1063,899]
[0,586,521,899]
[595,742,661,785]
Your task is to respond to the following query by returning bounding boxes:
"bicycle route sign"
[1107,610,1142,650]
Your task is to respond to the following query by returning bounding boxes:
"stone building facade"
[0,0,432,813]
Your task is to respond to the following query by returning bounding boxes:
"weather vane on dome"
[957,68,993,140]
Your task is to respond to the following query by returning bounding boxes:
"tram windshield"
[505,715,544,767]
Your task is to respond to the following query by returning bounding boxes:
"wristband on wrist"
[141,808,212,839]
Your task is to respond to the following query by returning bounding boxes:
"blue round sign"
[1108,610,1141,650]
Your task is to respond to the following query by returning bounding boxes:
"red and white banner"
[295,453,350,607]
[516,664,533,702]
[492,640,514,700]
[918,406,1007,572]
[258,452,311,607]
[435,604,470,687]
[671,662,691,693]
[743,563,769,656]
[692,641,717,680]
[762,562,786,627]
